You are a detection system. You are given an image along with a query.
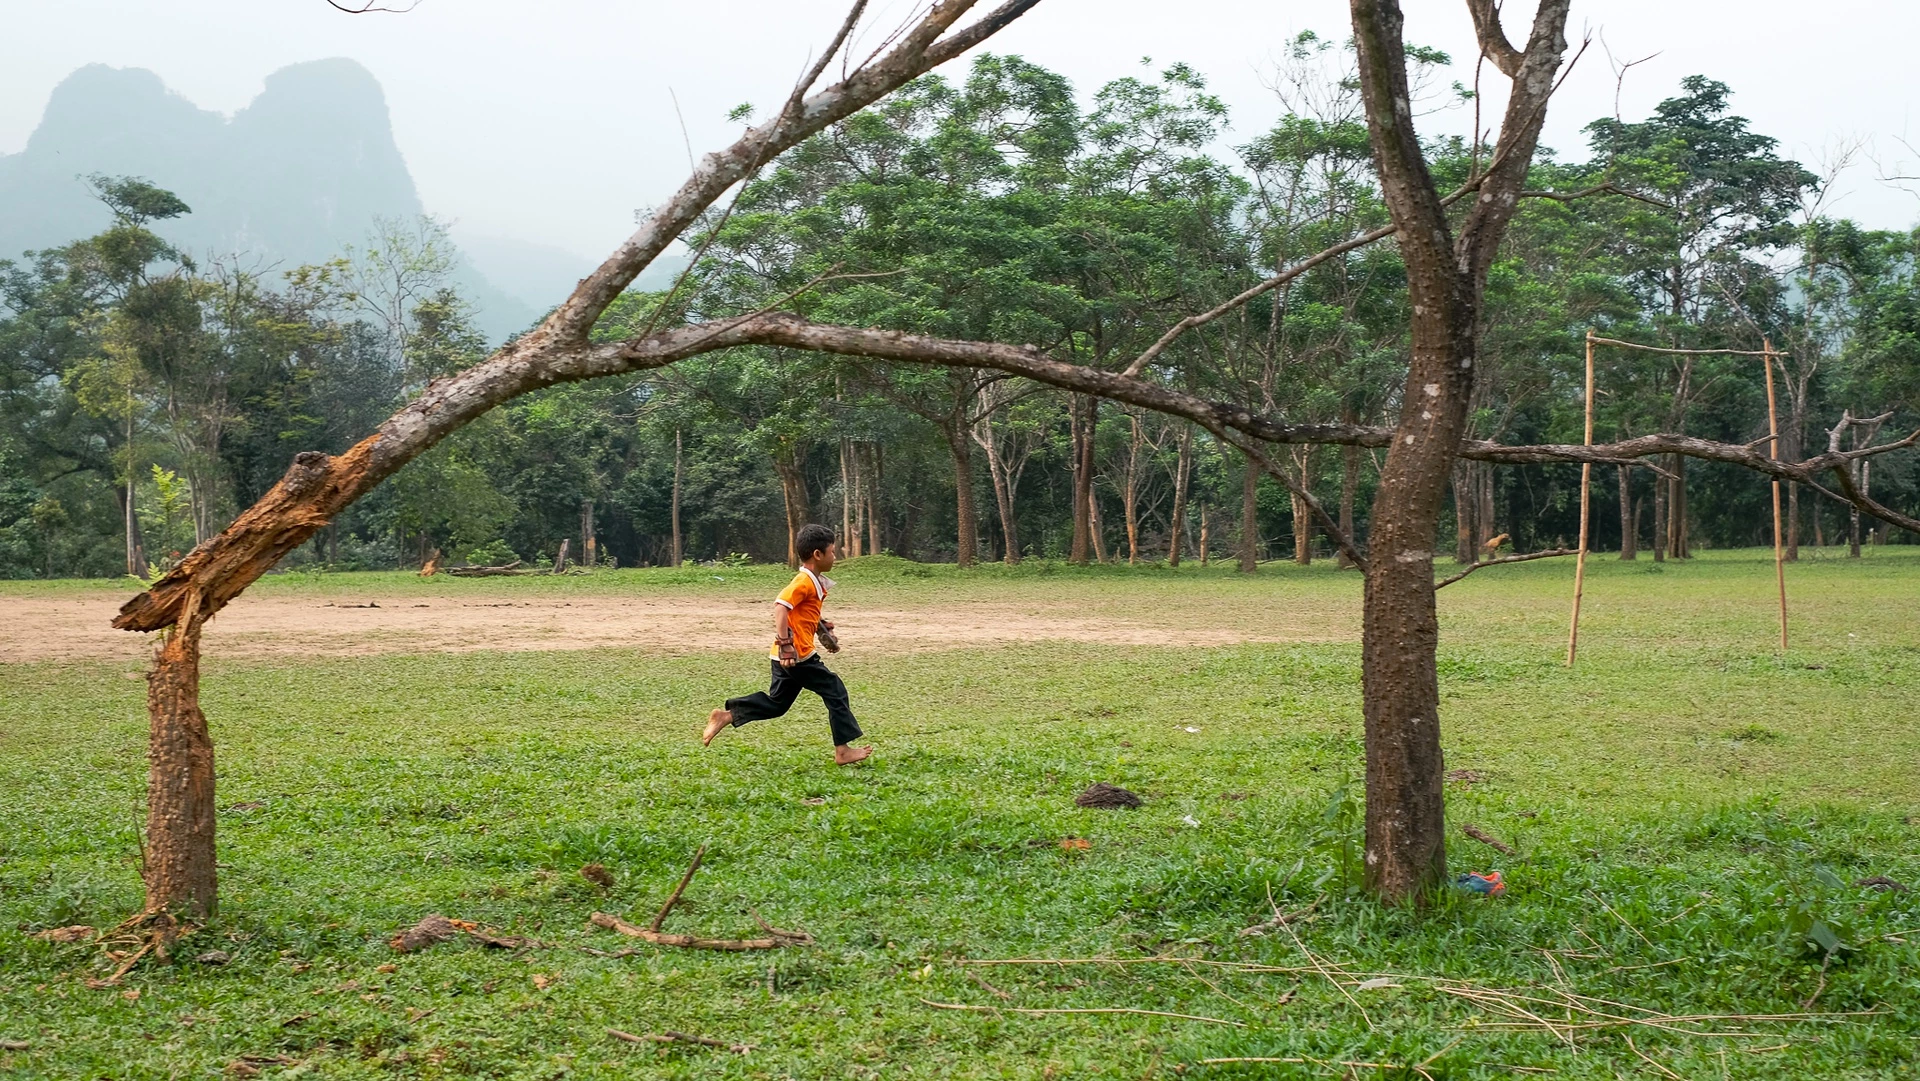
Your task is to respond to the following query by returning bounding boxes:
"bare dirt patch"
[2,584,1338,665]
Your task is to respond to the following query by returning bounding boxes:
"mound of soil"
[1075,782,1142,809]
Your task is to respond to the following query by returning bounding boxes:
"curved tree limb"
[114,1,1043,634]
[1466,0,1525,77]
[543,0,1035,345]
[1434,547,1577,589]
[116,313,1917,633]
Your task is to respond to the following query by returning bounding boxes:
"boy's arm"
[772,603,798,667]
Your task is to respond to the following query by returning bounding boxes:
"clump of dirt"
[1444,769,1487,786]
[580,863,615,891]
[391,914,458,952]
[1075,782,1142,809]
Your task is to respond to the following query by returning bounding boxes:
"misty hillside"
[0,60,550,342]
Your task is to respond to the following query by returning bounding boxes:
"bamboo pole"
[1764,339,1787,649]
[1566,329,1595,666]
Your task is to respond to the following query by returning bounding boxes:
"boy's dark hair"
[794,523,836,562]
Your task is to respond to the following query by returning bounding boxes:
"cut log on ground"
[446,561,530,578]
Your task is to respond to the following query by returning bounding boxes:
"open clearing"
[0,559,1358,664]
[2,550,1917,1079]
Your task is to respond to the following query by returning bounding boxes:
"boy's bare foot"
[833,744,874,766]
[702,709,732,746]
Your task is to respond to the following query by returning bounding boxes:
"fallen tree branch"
[1461,823,1516,855]
[445,561,531,578]
[1240,894,1323,937]
[1434,548,1577,589]
[918,997,1246,1027]
[650,846,705,932]
[591,911,810,951]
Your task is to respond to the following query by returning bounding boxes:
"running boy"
[702,523,873,765]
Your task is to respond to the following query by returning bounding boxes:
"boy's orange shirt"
[771,566,831,660]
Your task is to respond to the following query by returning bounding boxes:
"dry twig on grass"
[588,848,811,951]
[918,998,1245,1027]
[650,846,705,931]
[1239,887,1322,937]
[1462,823,1516,855]
[608,1027,754,1052]
[591,911,810,951]
[1624,1034,1686,1080]
[958,953,1875,1045]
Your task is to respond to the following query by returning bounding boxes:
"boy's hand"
[818,620,840,653]
[776,637,799,667]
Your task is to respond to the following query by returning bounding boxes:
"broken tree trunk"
[553,538,570,574]
[107,0,1047,920]
[144,606,216,920]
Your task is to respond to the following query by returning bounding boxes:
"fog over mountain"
[0,59,630,343]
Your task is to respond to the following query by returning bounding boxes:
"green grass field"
[3,549,1917,1079]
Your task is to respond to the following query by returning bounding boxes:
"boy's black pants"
[727,655,863,745]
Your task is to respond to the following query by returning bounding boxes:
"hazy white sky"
[5,1,1917,260]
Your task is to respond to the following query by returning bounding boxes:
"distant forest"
[4,48,1917,578]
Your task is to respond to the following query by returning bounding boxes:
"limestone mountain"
[0,59,537,341]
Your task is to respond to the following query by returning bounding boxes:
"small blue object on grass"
[1454,870,1505,897]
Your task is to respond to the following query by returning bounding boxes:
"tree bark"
[1617,463,1636,559]
[581,499,596,567]
[1169,425,1193,566]
[1451,461,1476,564]
[1240,453,1259,573]
[840,437,854,555]
[1651,466,1668,563]
[1669,456,1688,558]
[974,419,1020,564]
[1338,440,1360,569]
[774,448,809,569]
[1849,464,1862,558]
[867,442,884,557]
[1123,414,1146,565]
[947,424,978,568]
[1292,446,1313,565]
[1070,395,1096,564]
[1089,483,1110,563]
[671,429,683,568]
[143,610,215,919]
[1350,0,1570,903]
[1476,462,1495,551]
[1199,503,1210,565]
